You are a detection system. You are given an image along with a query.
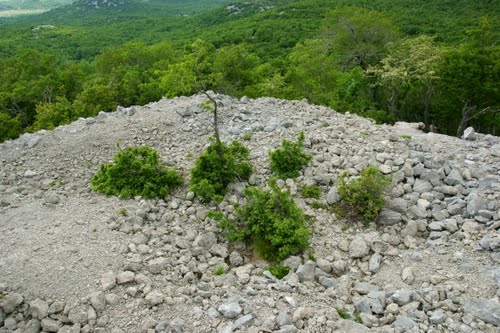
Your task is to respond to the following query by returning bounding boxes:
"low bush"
[269,131,312,179]
[336,165,390,224]
[215,180,310,262]
[91,146,183,199]
[268,265,290,279]
[190,138,253,202]
[300,184,321,199]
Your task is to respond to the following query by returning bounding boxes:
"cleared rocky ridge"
[0,93,499,333]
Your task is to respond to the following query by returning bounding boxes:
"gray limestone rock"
[368,253,382,273]
[463,127,476,140]
[413,179,432,193]
[24,319,41,333]
[393,315,415,330]
[463,298,500,326]
[334,319,372,333]
[193,232,217,250]
[429,309,447,325]
[479,234,500,251]
[379,209,402,226]
[41,318,61,332]
[0,293,23,313]
[234,314,253,328]
[229,251,244,266]
[326,186,340,204]
[145,290,164,306]
[296,261,316,282]
[30,298,49,320]
[467,192,487,216]
[391,290,413,306]
[148,257,168,274]
[170,318,185,333]
[444,169,464,186]
[491,143,500,157]
[68,306,88,325]
[277,312,292,326]
[89,292,106,313]
[218,302,242,319]
[101,272,116,291]
[116,271,135,284]
[349,237,370,258]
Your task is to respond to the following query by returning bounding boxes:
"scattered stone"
[218,302,242,319]
[464,298,500,326]
[29,298,49,320]
[89,292,106,313]
[145,290,164,306]
[463,127,476,140]
[116,271,135,284]
[170,318,185,333]
[0,293,23,313]
[349,236,370,258]
[41,318,62,332]
[296,261,316,282]
[429,309,447,324]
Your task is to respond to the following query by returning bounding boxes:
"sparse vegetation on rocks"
[0,94,499,333]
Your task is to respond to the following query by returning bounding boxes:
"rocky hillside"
[0,94,499,333]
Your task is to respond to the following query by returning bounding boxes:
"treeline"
[0,7,498,142]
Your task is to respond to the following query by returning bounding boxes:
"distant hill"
[0,0,74,11]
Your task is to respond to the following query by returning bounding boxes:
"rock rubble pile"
[0,94,499,333]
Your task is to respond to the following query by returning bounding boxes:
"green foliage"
[321,7,399,70]
[268,265,290,279]
[336,166,391,224]
[241,133,252,141]
[190,138,253,202]
[218,180,310,262]
[213,265,225,276]
[118,208,127,216]
[269,132,312,179]
[0,113,21,142]
[300,184,321,199]
[336,308,350,320]
[91,146,183,199]
[31,97,73,131]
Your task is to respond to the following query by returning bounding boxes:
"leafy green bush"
[213,266,225,276]
[91,146,183,199]
[0,113,21,142]
[269,131,312,179]
[300,184,321,199]
[190,138,253,202]
[336,166,390,224]
[268,265,290,279]
[216,180,310,262]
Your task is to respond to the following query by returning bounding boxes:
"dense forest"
[0,0,498,142]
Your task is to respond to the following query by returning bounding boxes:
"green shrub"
[0,113,21,142]
[216,180,310,262]
[269,131,312,179]
[336,166,390,225]
[213,265,225,276]
[336,308,350,320]
[242,133,252,141]
[268,265,290,279]
[91,146,183,199]
[190,138,253,202]
[300,184,321,199]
